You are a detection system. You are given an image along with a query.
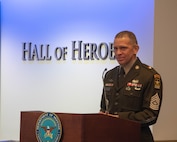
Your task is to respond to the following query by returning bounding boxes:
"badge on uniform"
[154,74,161,89]
[150,93,160,110]
[105,83,114,87]
[126,80,142,91]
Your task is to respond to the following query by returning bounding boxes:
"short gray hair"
[114,31,138,45]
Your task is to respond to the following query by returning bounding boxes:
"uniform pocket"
[124,88,141,97]
[121,87,143,111]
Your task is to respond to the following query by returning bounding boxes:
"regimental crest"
[36,112,62,142]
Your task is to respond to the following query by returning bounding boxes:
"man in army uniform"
[100,31,163,142]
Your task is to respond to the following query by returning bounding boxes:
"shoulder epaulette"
[142,63,157,74]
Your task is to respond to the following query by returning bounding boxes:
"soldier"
[100,31,163,142]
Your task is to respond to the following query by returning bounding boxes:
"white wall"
[2,0,177,141]
[153,0,177,140]
[0,0,154,140]
[3,0,177,141]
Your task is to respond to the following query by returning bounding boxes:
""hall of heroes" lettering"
[22,41,115,61]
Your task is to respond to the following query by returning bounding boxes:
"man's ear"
[134,45,139,54]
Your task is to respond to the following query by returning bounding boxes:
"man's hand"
[107,113,119,118]
[99,111,119,118]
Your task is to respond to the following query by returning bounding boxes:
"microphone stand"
[102,68,109,114]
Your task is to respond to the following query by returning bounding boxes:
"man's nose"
[115,49,122,55]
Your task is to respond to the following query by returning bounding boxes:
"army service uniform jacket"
[100,58,163,142]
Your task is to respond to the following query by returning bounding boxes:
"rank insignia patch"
[150,93,160,110]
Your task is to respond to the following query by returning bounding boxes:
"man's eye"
[114,47,118,50]
[114,46,128,51]
[120,46,128,50]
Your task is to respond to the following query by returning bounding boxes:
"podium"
[20,111,140,142]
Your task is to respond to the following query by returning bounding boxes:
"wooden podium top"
[20,111,140,142]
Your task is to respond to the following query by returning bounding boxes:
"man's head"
[113,31,139,67]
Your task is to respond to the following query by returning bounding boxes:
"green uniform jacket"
[100,58,163,142]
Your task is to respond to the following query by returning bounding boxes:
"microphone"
[102,68,107,80]
[102,68,109,114]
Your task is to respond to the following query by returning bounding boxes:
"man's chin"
[117,60,125,66]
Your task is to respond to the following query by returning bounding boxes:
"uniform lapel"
[113,66,120,90]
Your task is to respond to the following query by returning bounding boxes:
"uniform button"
[116,93,119,96]
[114,102,118,105]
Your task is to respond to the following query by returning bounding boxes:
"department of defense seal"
[36,112,62,142]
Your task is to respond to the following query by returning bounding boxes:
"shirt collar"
[122,57,137,75]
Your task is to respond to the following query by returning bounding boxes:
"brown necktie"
[119,67,125,85]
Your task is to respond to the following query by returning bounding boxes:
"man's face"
[113,36,139,66]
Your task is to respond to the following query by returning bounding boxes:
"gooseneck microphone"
[102,68,107,80]
[102,68,109,114]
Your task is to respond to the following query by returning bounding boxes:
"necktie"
[119,67,125,85]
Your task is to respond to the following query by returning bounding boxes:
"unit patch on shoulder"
[154,74,161,89]
[150,93,160,110]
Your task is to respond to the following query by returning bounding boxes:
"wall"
[153,0,177,140]
[1,0,177,140]
[0,0,154,140]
